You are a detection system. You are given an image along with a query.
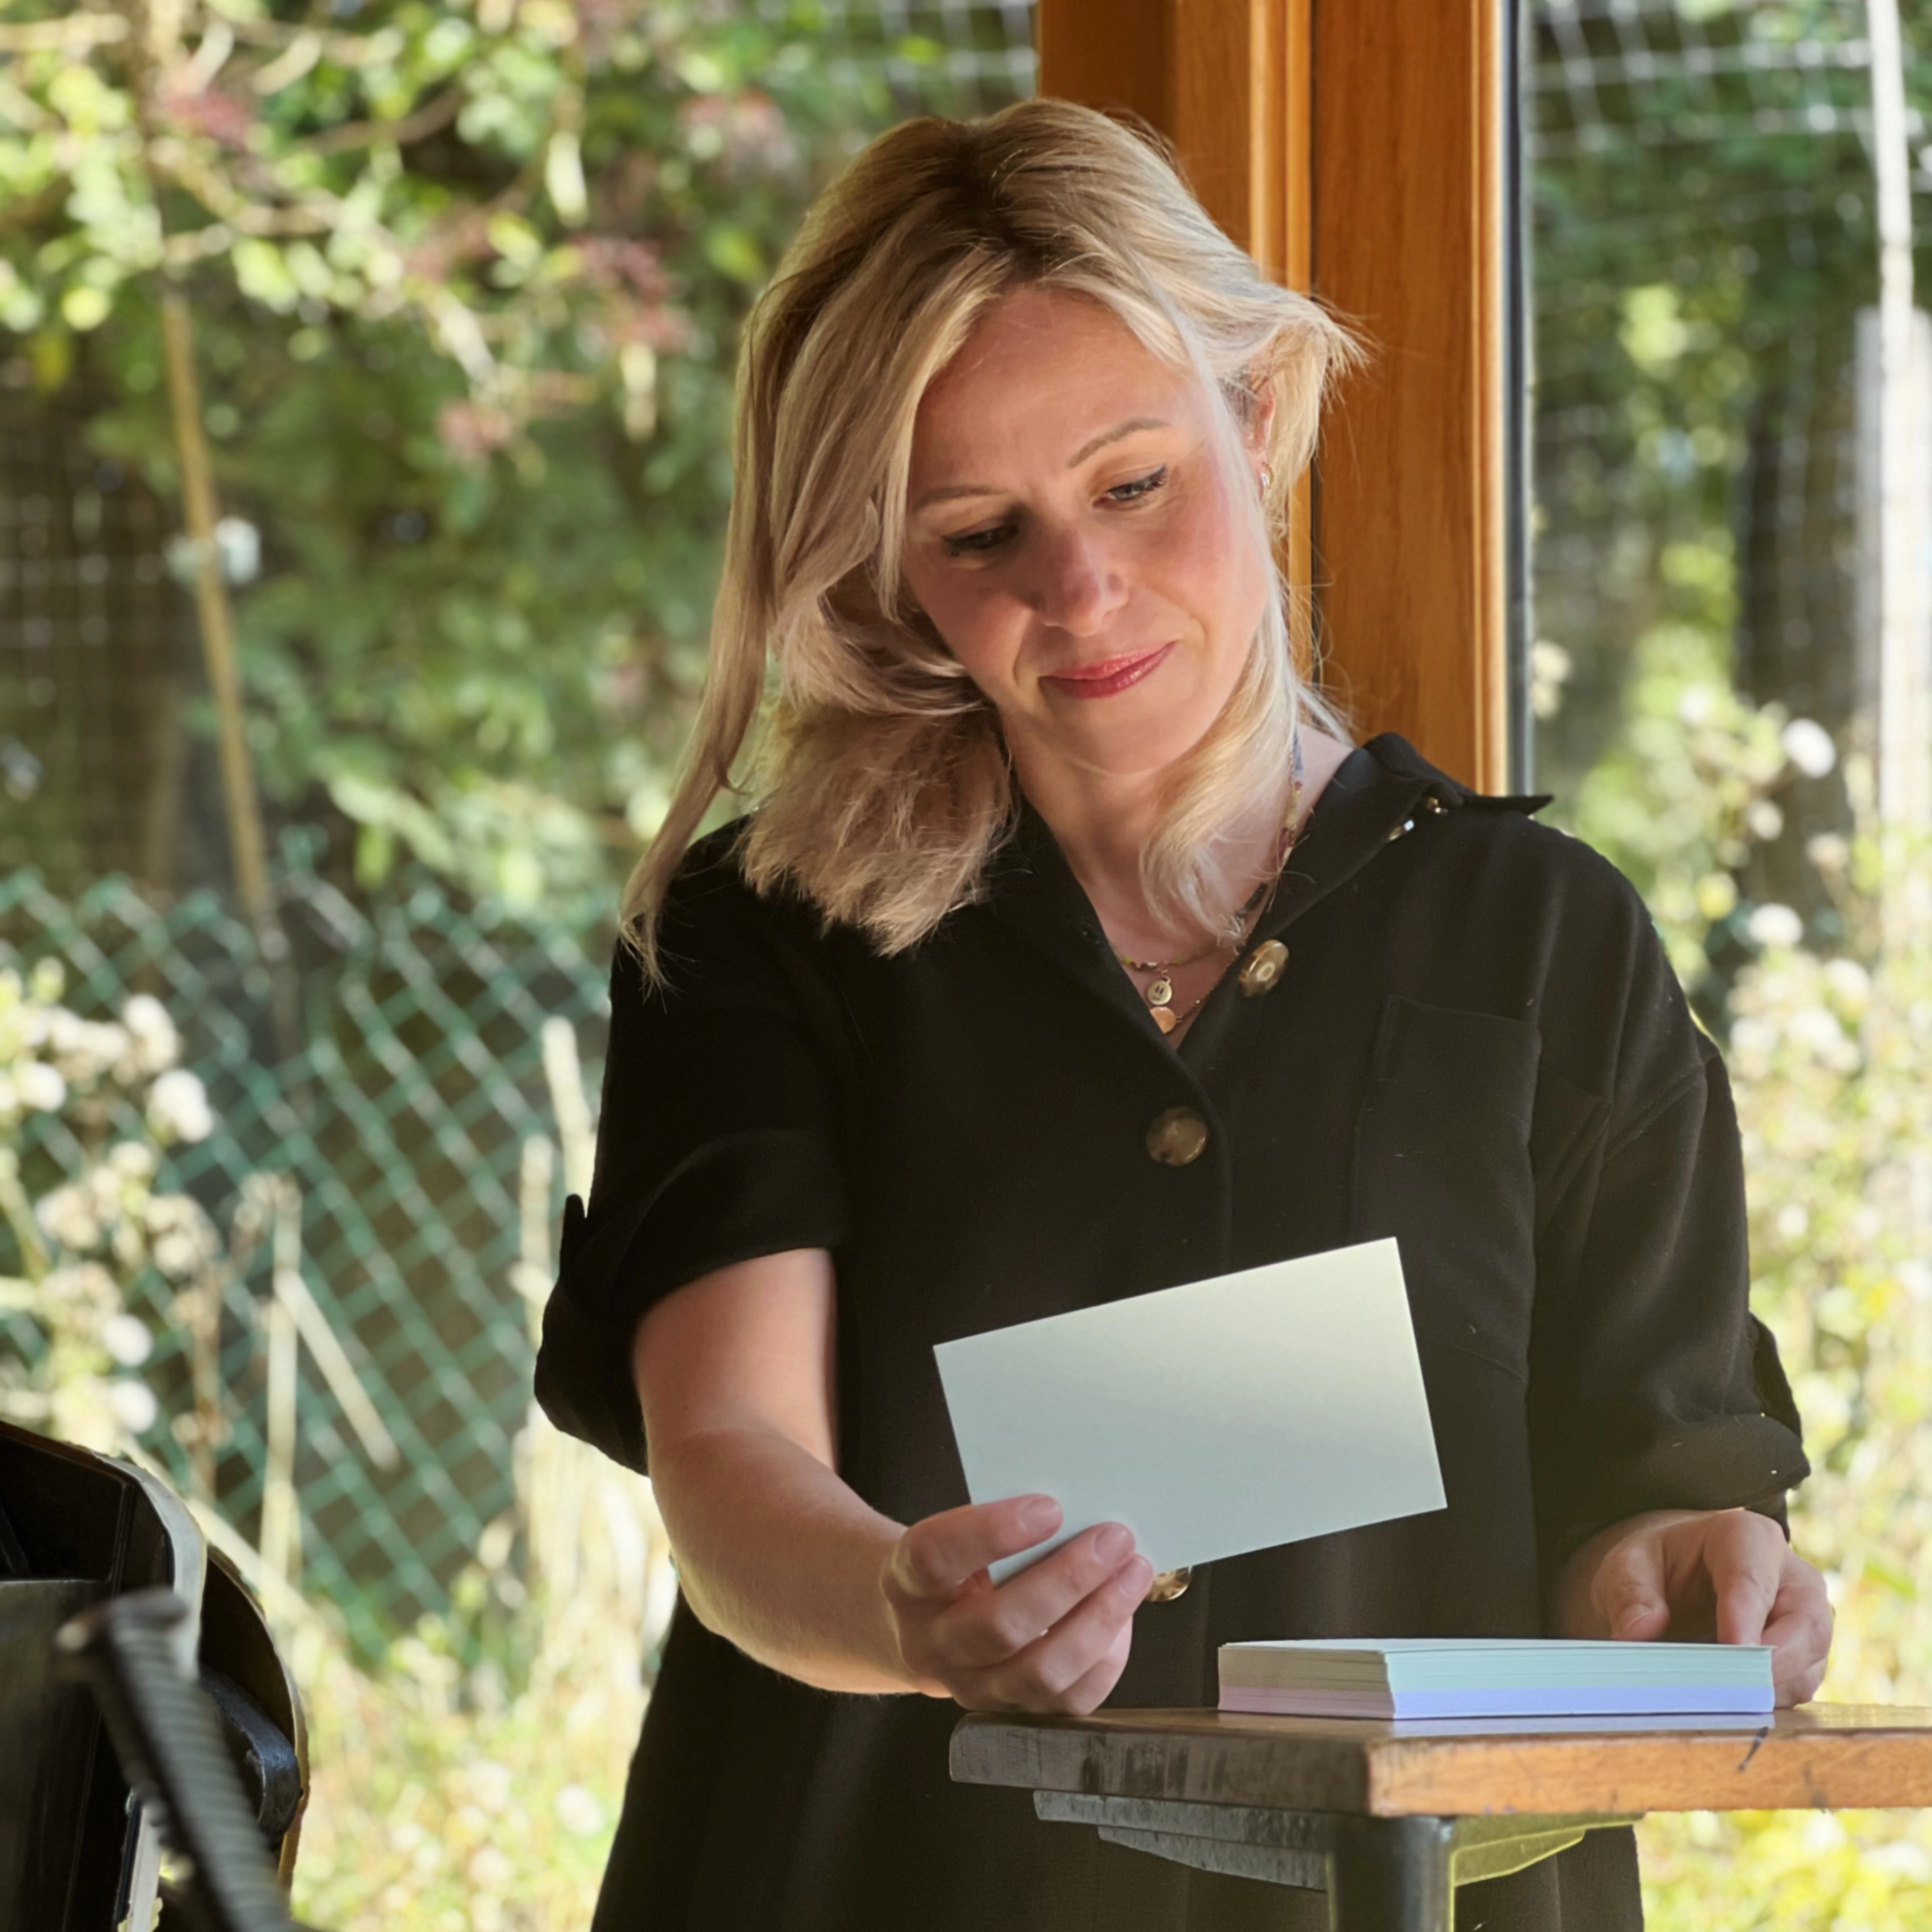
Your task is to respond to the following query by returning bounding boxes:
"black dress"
[536,733,1807,1932]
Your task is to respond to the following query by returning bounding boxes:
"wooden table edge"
[951,1705,1932,1818]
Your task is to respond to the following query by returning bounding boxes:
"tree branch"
[298,86,463,158]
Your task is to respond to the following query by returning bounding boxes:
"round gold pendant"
[1151,1006,1178,1034]
[1147,977,1174,1006]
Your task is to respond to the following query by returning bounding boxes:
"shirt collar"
[976,733,1551,1045]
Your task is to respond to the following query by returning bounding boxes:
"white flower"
[1782,1004,1857,1070]
[1744,799,1784,842]
[36,1184,102,1253]
[555,1783,603,1836]
[142,1197,217,1280]
[111,1218,144,1271]
[1773,1202,1811,1242]
[1823,958,1872,1009]
[141,1192,194,1232]
[1806,832,1850,873]
[47,1012,128,1085]
[107,1379,158,1436]
[103,1314,154,1367]
[1728,1015,1777,1071]
[468,1844,514,1892]
[38,1261,118,1316]
[1746,903,1804,949]
[1865,1842,1932,1882]
[1781,717,1837,778]
[15,1061,66,1112]
[121,994,181,1073]
[107,1142,158,1183]
[466,1759,514,1813]
[86,1162,126,1215]
[147,1069,213,1144]
[151,1226,212,1280]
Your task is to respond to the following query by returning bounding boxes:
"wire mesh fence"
[1,844,614,1653]
[1524,0,1891,897]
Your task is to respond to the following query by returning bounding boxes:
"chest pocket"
[1349,997,1540,1381]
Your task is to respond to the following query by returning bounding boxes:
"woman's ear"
[1245,385,1278,466]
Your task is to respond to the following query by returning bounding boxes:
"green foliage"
[286,1395,673,1929]
[1559,608,1791,990]
[1567,638,1932,1926]
[1524,0,1932,797]
[1642,824,1932,1925]
[0,947,670,1932]
[1,0,909,901]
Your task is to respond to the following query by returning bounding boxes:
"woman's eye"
[937,466,1167,558]
[942,522,1016,558]
[1106,465,1169,504]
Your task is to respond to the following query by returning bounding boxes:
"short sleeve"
[533,841,851,1473]
[1528,900,1809,1584]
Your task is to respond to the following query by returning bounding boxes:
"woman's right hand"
[882,1494,1153,1714]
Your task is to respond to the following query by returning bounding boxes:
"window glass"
[1529,3,1932,1914]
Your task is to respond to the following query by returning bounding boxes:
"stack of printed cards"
[1216,1637,1775,1721]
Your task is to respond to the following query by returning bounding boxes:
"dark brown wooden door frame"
[1037,0,1526,793]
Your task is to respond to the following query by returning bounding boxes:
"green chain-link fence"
[1,843,613,1654]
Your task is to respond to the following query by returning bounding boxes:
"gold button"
[1422,793,1449,816]
[1147,1567,1192,1602]
[1146,1107,1209,1166]
[1238,939,1289,997]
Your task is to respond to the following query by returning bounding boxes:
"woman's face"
[901,287,1272,788]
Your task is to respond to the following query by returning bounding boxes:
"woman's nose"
[1027,523,1128,636]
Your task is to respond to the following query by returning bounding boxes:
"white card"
[934,1238,1446,1583]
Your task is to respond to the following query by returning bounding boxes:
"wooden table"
[951,1705,1932,1930]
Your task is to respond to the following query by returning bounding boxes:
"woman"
[537,100,1832,1931]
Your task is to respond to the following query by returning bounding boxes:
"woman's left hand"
[1557,1506,1833,1706]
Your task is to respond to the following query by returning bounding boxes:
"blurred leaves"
[1561,602,1796,989]
[1,0,896,901]
[1643,816,1932,1928]
[1577,640,1932,1927]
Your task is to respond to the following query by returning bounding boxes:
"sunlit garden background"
[3,0,1931,1924]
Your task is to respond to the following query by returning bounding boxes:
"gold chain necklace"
[1115,733,1306,1036]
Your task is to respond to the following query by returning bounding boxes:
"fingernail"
[1116,1556,1153,1595]
[1094,1524,1131,1563]
[1021,1495,1061,1536]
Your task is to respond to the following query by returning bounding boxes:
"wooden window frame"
[1037,0,1526,793]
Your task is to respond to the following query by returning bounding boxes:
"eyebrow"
[910,417,1171,513]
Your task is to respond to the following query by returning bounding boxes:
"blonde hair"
[625,98,1358,976]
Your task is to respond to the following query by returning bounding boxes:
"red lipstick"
[1041,641,1175,700]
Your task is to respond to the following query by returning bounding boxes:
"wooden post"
[122,0,275,916]
[1308,0,1510,791]
[157,291,274,914]
[1036,0,1512,790]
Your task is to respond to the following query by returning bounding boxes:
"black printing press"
[0,1420,309,1932]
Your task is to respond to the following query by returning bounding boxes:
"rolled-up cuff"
[533,1128,849,1473]
[1538,1409,1809,1590]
